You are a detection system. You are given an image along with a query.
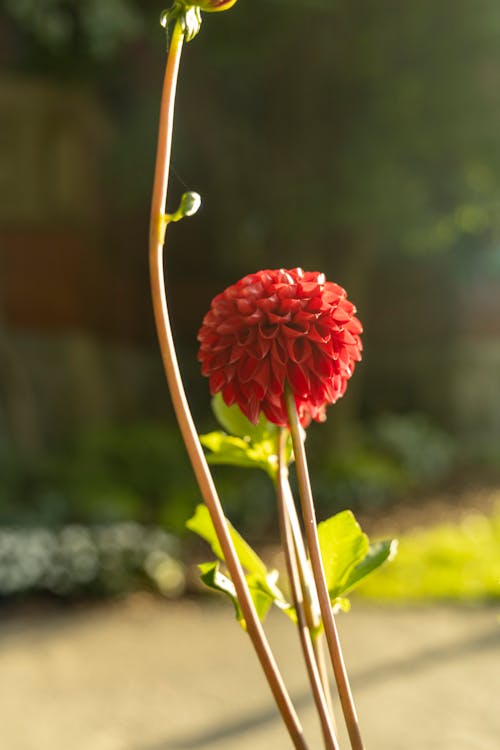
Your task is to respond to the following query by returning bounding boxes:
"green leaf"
[188,506,295,624]
[212,392,278,443]
[318,510,370,599]
[203,394,294,479]
[200,429,281,478]
[199,561,243,623]
[343,539,398,594]
[198,563,277,627]
[245,573,275,623]
[200,431,270,472]
[187,504,269,581]
[256,568,297,622]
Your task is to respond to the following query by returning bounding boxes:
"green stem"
[276,430,339,750]
[285,387,365,750]
[149,20,309,750]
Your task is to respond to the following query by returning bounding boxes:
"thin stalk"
[281,475,318,623]
[313,635,335,719]
[285,387,365,750]
[149,20,309,750]
[280,460,336,725]
[276,430,339,750]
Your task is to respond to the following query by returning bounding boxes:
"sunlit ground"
[2,489,500,750]
[1,596,498,750]
[358,493,500,603]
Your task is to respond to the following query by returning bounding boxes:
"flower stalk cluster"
[148,4,393,749]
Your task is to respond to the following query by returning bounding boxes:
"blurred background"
[1,0,500,604]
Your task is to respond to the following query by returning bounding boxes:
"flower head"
[198,268,363,427]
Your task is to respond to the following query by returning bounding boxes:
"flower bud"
[196,0,238,11]
[164,191,202,226]
[179,191,202,217]
[161,0,237,42]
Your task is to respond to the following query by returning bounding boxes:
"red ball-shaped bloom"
[197,268,363,427]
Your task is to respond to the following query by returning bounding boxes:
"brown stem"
[314,635,336,720]
[285,387,365,750]
[280,451,337,730]
[149,20,309,750]
[276,430,339,750]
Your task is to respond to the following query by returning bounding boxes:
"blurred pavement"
[1,598,499,750]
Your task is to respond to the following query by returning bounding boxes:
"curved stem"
[149,21,184,253]
[285,388,365,750]
[276,430,339,750]
[149,21,309,750]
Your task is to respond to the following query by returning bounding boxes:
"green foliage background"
[2,1,500,601]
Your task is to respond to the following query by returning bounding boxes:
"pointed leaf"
[343,539,398,594]
[332,597,351,613]
[188,506,295,622]
[318,510,369,598]
[199,561,243,623]
[187,504,269,582]
[245,573,275,623]
[198,563,278,626]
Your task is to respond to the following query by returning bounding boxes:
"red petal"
[256,336,272,358]
[304,296,326,313]
[271,340,287,365]
[262,399,287,426]
[253,359,271,391]
[236,298,255,315]
[258,323,279,340]
[243,310,265,325]
[312,349,335,379]
[256,294,279,311]
[280,298,301,314]
[241,395,261,424]
[308,325,330,344]
[222,383,237,406]
[300,281,321,296]
[281,324,306,339]
[229,344,246,364]
[287,337,312,365]
[348,317,363,334]
[287,363,310,398]
[267,310,291,324]
[216,318,240,335]
[209,371,226,394]
[308,373,327,404]
[238,356,260,383]
[236,328,254,346]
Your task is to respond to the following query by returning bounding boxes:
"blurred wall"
[0,70,165,452]
[1,0,500,461]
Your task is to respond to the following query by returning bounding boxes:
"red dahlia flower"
[197,268,362,427]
